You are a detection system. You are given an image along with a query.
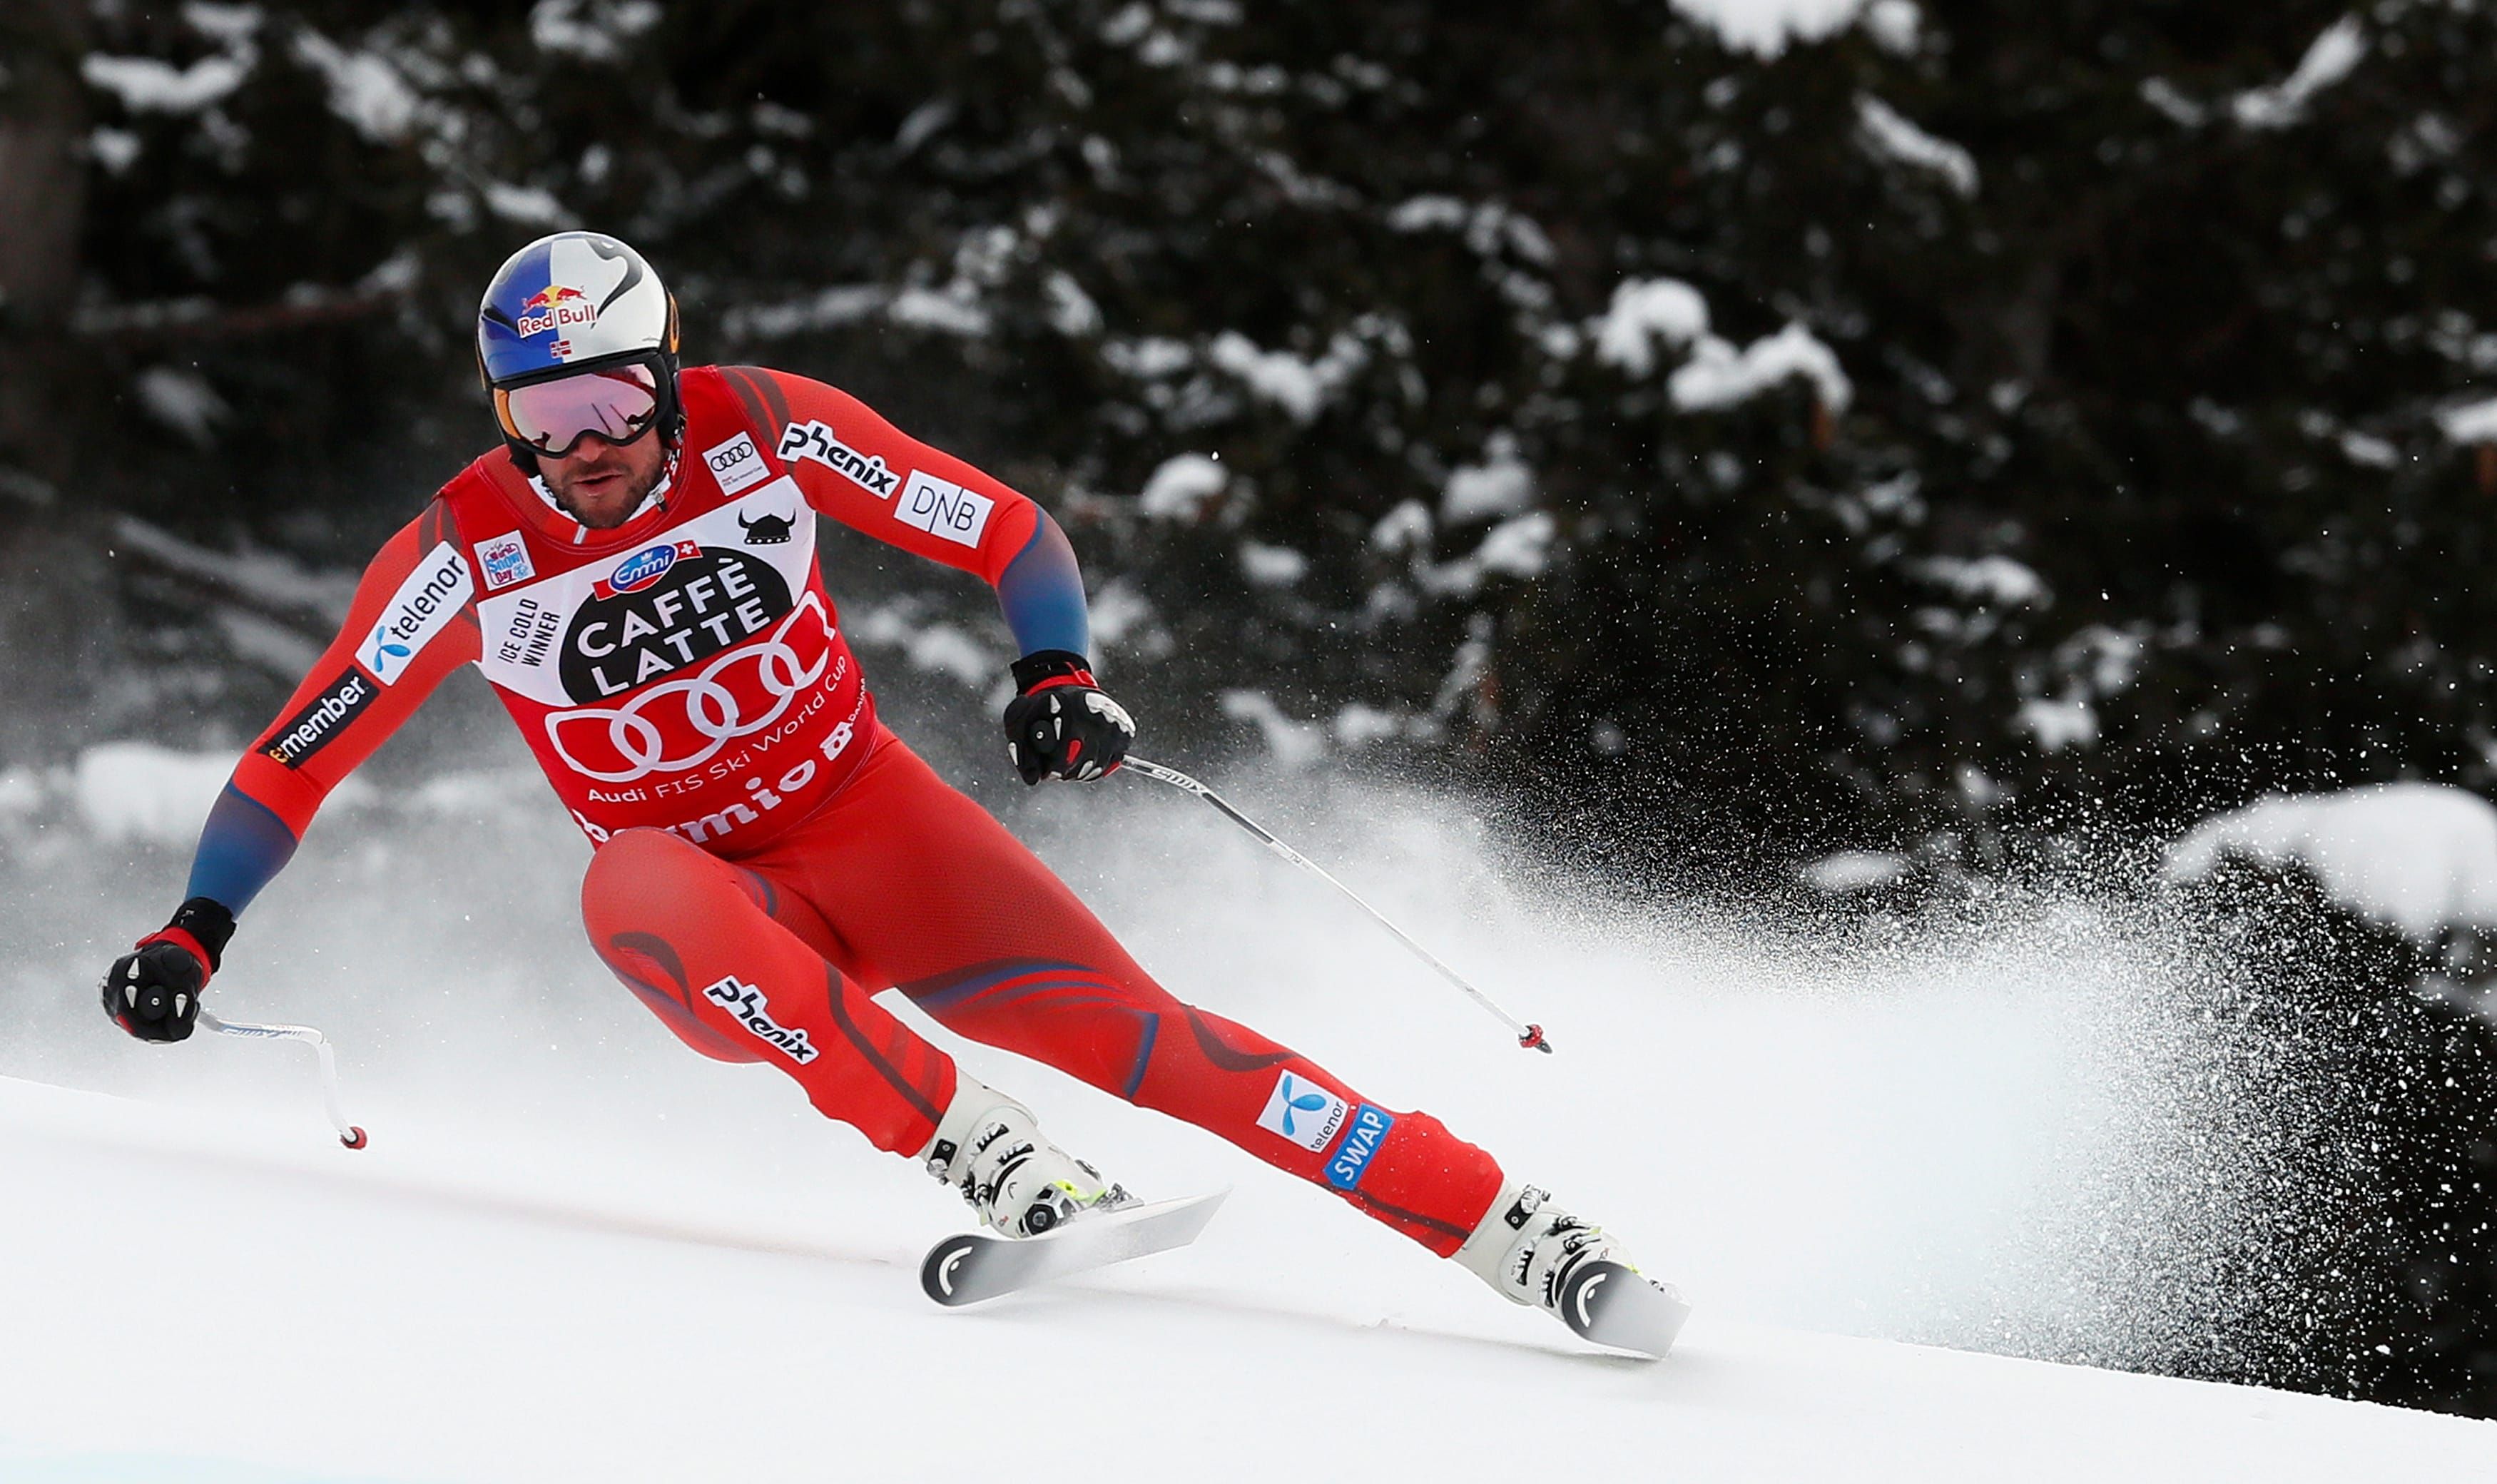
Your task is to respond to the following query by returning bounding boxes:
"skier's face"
[539,425,668,529]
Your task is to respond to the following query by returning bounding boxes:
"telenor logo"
[1256,1071,1348,1153]
[356,542,474,686]
[597,540,696,599]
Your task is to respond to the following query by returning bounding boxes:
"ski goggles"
[492,360,662,459]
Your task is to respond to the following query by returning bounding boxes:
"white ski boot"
[1455,1182,1692,1357]
[920,1079,1133,1238]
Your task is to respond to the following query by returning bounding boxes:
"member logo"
[547,589,834,783]
[896,469,993,549]
[477,531,534,591]
[776,420,900,499]
[703,432,772,497]
[700,974,820,1064]
[1257,1072,1348,1153]
[263,669,377,768]
[1325,1104,1398,1192]
[357,542,474,685]
[739,508,795,545]
[517,284,596,338]
[596,539,697,600]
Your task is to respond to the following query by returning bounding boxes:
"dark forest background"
[10,0,2497,1418]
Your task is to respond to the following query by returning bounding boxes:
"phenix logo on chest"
[559,547,793,701]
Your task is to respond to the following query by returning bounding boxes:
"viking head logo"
[739,509,795,545]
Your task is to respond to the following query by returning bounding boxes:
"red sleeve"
[228,499,483,837]
[716,365,1044,586]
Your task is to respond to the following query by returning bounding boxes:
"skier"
[98,231,1677,1341]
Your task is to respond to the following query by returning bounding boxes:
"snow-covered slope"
[1,1074,2485,1484]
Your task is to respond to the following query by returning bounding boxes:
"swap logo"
[1325,1104,1397,1192]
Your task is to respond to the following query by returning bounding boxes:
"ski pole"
[198,1009,370,1149]
[1119,756,1553,1054]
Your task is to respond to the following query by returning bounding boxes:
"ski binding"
[920,1189,1227,1307]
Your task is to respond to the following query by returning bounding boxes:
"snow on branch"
[291,30,422,143]
[83,52,254,114]
[1593,280,1710,377]
[1669,0,1871,58]
[2232,16,2366,131]
[1590,279,1851,415]
[1856,96,1978,198]
[1206,331,1368,423]
[111,515,357,626]
[530,0,663,63]
[1669,322,1853,415]
[2434,397,2497,445]
[2167,784,2497,940]
[1913,554,2050,608]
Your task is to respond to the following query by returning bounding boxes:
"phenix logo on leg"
[701,975,820,1063]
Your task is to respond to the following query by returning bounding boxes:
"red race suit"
[193,365,1505,1254]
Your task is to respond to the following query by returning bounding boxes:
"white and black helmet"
[477,231,682,464]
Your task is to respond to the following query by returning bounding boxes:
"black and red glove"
[1003,650,1136,785]
[99,898,233,1043]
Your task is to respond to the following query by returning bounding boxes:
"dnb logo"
[1257,1071,1348,1153]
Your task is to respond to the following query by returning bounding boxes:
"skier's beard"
[541,431,671,529]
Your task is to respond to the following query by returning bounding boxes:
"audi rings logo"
[546,592,838,783]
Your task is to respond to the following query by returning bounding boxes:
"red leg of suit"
[579,826,955,1155]
[580,727,1505,1256]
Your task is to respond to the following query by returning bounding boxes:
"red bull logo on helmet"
[517,283,596,337]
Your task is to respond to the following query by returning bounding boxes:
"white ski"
[1557,1259,1692,1358]
[918,1189,1228,1307]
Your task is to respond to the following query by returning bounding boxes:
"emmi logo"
[701,975,820,1064]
